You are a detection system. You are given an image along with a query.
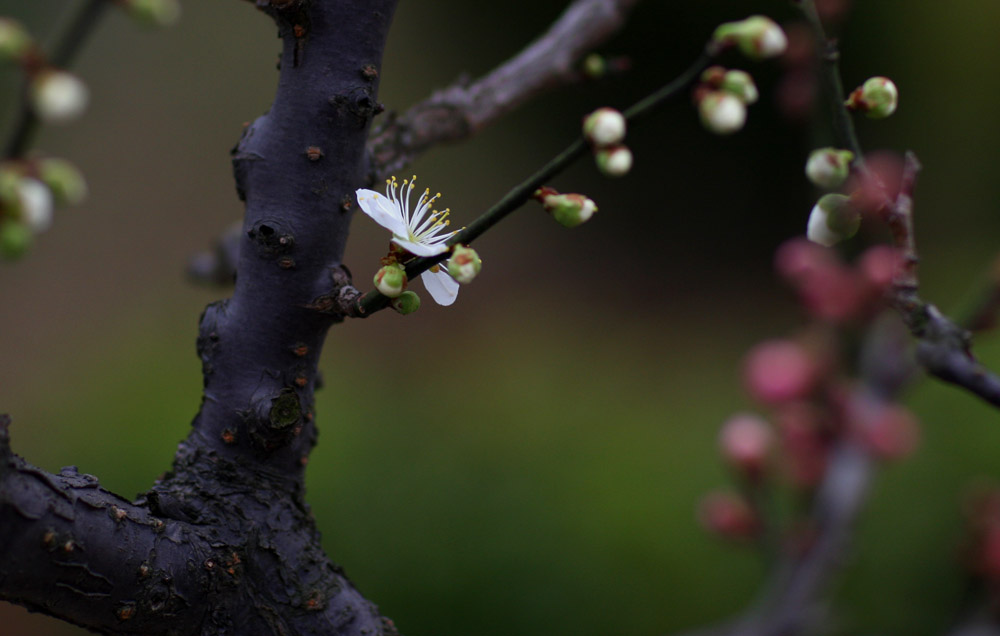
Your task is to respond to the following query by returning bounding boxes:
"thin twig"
[352,46,714,316]
[367,0,642,180]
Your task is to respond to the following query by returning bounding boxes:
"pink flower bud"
[858,245,903,293]
[859,403,920,460]
[743,339,819,404]
[697,492,758,540]
[719,413,773,476]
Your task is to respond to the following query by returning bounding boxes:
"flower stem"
[353,46,714,316]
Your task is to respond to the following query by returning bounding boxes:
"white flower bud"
[30,70,89,124]
[373,263,407,297]
[804,148,854,189]
[713,15,787,60]
[846,76,898,119]
[594,145,632,178]
[807,193,858,247]
[721,70,758,105]
[583,107,626,147]
[699,91,746,135]
[16,177,54,233]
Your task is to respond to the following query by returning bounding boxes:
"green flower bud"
[807,193,859,246]
[713,15,787,60]
[846,76,898,119]
[0,219,32,259]
[447,245,482,284]
[38,158,87,206]
[373,263,407,297]
[804,148,854,189]
[0,18,32,61]
[721,70,758,105]
[699,91,746,135]
[594,145,632,178]
[390,290,421,315]
[125,0,182,27]
[583,107,626,147]
[582,54,606,79]
[535,189,598,228]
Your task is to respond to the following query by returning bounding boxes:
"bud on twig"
[594,145,632,177]
[583,107,626,147]
[712,15,787,60]
[845,76,898,119]
[0,219,31,259]
[38,158,87,206]
[698,91,746,135]
[807,193,859,247]
[719,413,773,477]
[373,263,407,297]
[447,245,482,284]
[390,290,421,315]
[743,339,819,405]
[805,148,854,189]
[0,18,32,61]
[30,70,89,124]
[123,0,182,27]
[534,187,598,227]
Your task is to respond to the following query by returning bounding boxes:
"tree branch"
[367,0,640,181]
[797,0,1000,411]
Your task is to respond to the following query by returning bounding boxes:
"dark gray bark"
[1,1,399,633]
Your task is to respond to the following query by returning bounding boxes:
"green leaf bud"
[38,158,87,206]
[0,18,32,61]
[124,0,181,27]
[390,290,421,315]
[0,219,32,259]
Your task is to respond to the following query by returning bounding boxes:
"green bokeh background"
[2,1,1000,635]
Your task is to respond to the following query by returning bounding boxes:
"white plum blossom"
[30,70,89,124]
[356,175,461,306]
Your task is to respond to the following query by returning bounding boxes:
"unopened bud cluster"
[582,108,632,177]
[695,66,760,136]
[0,158,87,259]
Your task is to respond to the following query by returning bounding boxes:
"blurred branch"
[350,45,714,317]
[3,0,108,159]
[798,0,1000,411]
[367,0,641,181]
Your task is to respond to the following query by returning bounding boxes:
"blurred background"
[2,1,1000,634]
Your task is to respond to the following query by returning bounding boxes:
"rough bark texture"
[1,1,399,633]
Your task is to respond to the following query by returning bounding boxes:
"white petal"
[391,236,449,257]
[421,268,459,306]
[18,178,53,232]
[356,189,407,235]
